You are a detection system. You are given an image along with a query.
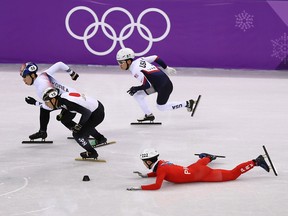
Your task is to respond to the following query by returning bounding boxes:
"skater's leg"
[156,82,188,111]
[83,102,106,141]
[39,107,51,132]
[202,160,255,182]
[157,101,187,111]
[219,155,270,181]
[133,90,153,115]
[156,82,173,106]
[188,157,211,168]
[72,102,105,158]
[29,108,50,139]
[73,132,98,158]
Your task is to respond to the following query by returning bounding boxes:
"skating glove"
[127,186,142,191]
[133,171,148,178]
[127,86,141,96]
[25,96,36,105]
[56,114,62,121]
[67,68,79,81]
[72,124,82,133]
[56,109,65,121]
[164,66,177,76]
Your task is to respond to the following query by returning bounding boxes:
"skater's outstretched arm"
[45,62,79,80]
[143,55,176,75]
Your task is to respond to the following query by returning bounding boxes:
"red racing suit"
[141,158,255,190]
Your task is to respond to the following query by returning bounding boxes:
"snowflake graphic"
[235,10,254,32]
[271,33,288,64]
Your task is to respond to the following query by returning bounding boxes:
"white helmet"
[116,48,135,61]
[140,148,159,160]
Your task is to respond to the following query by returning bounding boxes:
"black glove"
[25,96,36,105]
[56,114,62,121]
[127,86,141,96]
[70,71,79,81]
[56,109,66,121]
[71,124,82,133]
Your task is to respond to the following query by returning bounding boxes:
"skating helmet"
[140,148,159,161]
[42,87,59,101]
[116,48,135,61]
[20,62,38,78]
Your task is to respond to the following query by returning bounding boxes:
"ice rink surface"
[0,64,287,216]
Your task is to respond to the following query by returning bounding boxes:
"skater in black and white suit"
[42,87,106,159]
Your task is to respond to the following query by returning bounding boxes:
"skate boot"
[198,153,217,161]
[80,151,98,159]
[29,130,47,140]
[90,135,107,147]
[253,155,270,172]
[137,113,155,122]
[186,99,195,112]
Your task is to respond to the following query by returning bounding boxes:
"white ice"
[0,64,287,216]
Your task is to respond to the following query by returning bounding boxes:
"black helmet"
[42,87,58,101]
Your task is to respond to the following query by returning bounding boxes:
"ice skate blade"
[67,136,94,140]
[131,122,162,125]
[262,145,278,176]
[22,140,53,144]
[90,141,116,148]
[191,95,201,117]
[75,158,106,162]
[194,153,225,158]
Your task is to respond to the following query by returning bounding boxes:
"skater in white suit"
[20,61,78,140]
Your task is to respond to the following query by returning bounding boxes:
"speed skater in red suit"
[127,148,271,191]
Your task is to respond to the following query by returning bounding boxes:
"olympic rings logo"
[65,6,171,56]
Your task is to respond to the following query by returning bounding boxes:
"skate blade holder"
[22,139,53,144]
[131,121,162,125]
[262,145,278,176]
[194,154,225,158]
[67,136,94,140]
[75,158,106,162]
[191,95,201,117]
[91,141,116,148]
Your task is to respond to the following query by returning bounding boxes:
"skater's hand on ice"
[133,171,148,178]
[25,96,36,105]
[164,66,177,76]
[127,186,142,191]
[127,86,140,96]
[71,124,82,133]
